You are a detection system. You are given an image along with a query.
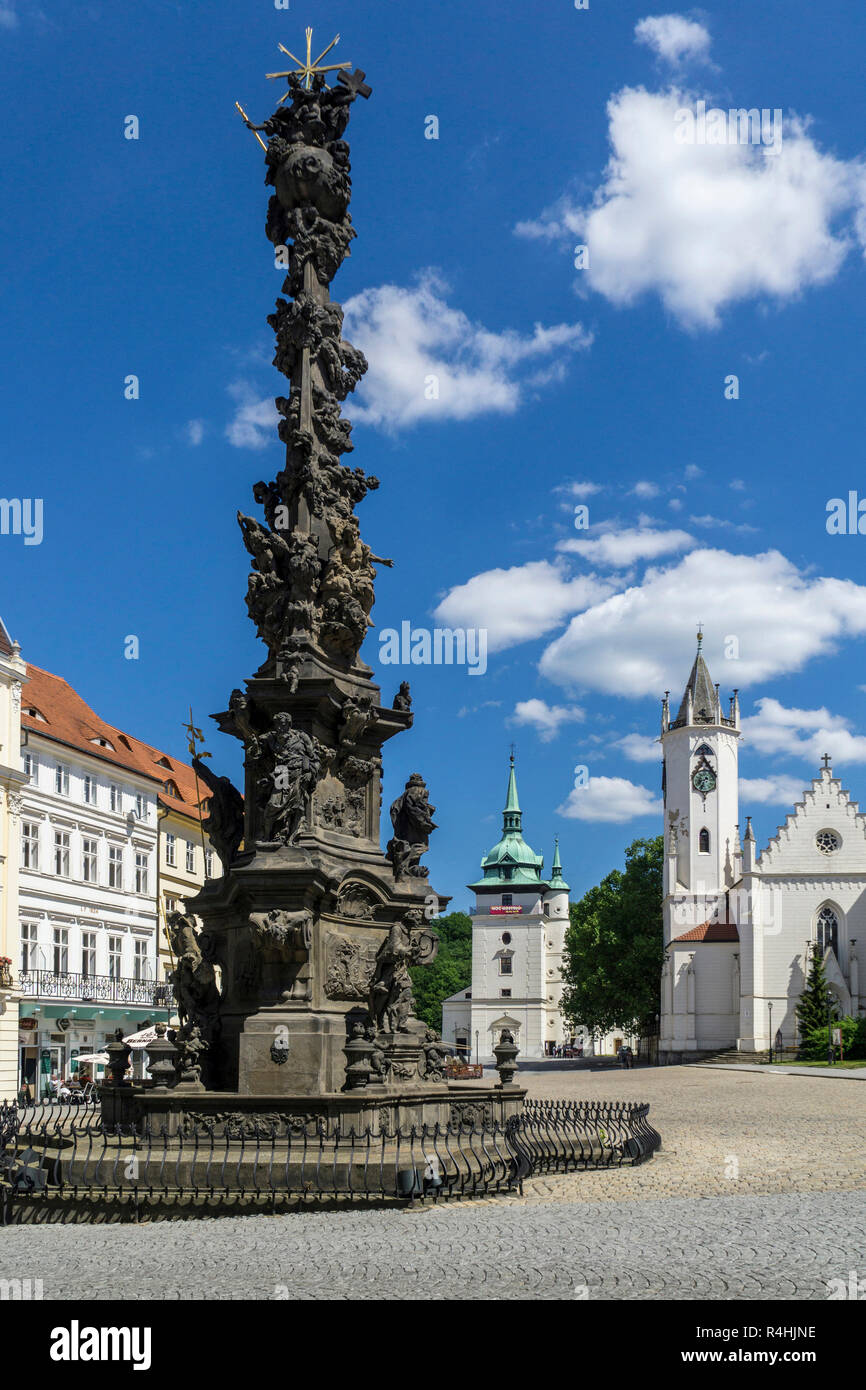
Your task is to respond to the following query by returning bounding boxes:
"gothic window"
[816,829,840,854]
[699,828,710,854]
[816,906,839,956]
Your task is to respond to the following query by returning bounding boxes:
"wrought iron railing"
[0,1095,661,1222]
[16,970,174,1009]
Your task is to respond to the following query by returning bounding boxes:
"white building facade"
[443,758,582,1062]
[16,666,170,1097]
[0,619,27,1100]
[661,634,866,1059]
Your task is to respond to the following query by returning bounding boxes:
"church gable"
[758,766,866,875]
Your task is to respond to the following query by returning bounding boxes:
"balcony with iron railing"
[16,969,174,1009]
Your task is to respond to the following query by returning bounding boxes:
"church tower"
[661,631,741,939]
[441,755,574,1061]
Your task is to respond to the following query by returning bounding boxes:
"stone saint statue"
[191,756,244,871]
[166,911,221,1032]
[386,772,436,878]
[368,919,418,1034]
[254,711,322,844]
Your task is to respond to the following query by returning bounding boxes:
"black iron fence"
[0,1096,660,1223]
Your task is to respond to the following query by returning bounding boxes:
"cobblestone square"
[2,1066,863,1301]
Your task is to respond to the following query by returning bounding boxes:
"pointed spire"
[549,835,570,893]
[502,749,523,835]
[676,628,717,726]
[469,751,545,889]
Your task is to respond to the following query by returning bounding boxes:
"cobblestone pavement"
[503,1063,866,1203]
[2,1068,863,1300]
[2,1192,863,1300]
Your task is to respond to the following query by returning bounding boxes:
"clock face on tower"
[692,766,717,794]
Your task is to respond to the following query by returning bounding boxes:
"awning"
[123,1025,160,1049]
[19,1005,162,1023]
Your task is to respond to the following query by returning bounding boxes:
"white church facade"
[660,634,865,1059]
[442,758,622,1062]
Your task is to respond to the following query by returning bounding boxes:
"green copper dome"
[467,756,547,890]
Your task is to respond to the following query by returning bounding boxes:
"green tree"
[796,949,836,1056]
[561,836,665,1038]
[410,911,473,1032]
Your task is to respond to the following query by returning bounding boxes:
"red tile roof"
[22,664,210,826]
[670,920,739,944]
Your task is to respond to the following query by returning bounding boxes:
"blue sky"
[3,0,866,908]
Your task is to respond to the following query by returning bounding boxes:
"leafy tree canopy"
[561,836,665,1037]
[410,911,472,1033]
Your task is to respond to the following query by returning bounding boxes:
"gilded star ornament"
[266,27,351,101]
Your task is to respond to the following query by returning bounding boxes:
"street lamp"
[767,1000,773,1065]
[827,989,834,1066]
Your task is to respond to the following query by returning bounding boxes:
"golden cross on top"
[182,706,211,761]
[266,27,351,100]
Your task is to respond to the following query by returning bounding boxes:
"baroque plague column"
[101,41,523,1135]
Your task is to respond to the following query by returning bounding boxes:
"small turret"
[549,837,570,892]
[742,815,756,873]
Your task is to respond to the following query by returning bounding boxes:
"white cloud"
[684,464,703,480]
[225,381,278,450]
[457,700,502,719]
[557,776,662,823]
[558,526,694,568]
[616,732,662,763]
[689,514,759,533]
[342,272,592,430]
[741,698,866,765]
[554,479,603,498]
[185,419,205,447]
[516,86,862,329]
[739,775,808,806]
[538,547,866,695]
[631,480,659,498]
[635,14,711,66]
[433,560,614,653]
[510,699,585,742]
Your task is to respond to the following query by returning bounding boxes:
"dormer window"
[164,779,180,798]
[157,756,172,770]
[24,706,47,721]
[90,736,115,750]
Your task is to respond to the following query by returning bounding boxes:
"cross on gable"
[821,752,832,770]
[338,68,372,98]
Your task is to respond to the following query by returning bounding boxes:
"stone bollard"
[146,1021,179,1090]
[105,1028,132,1086]
[493,1029,519,1087]
[344,1021,374,1090]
